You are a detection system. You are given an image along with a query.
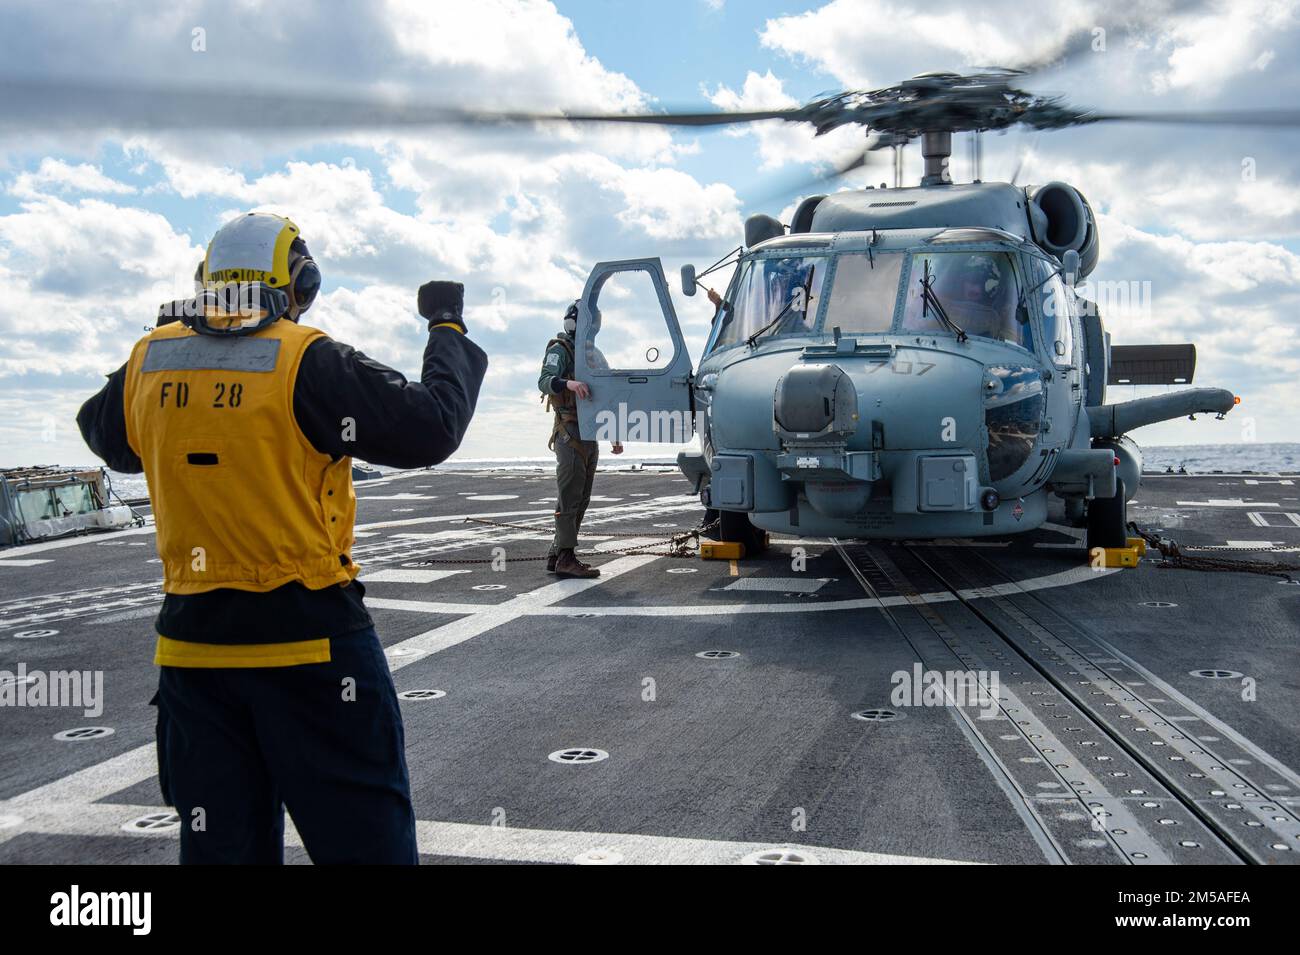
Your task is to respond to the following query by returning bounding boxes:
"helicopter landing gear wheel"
[1064,496,1085,527]
[1085,478,1128,552]
[718,510,768,556]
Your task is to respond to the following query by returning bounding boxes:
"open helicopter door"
[574,258,695,444]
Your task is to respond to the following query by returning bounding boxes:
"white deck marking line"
[356,496,696,531]
[2,801,976,864]
[356,493,438,500]
[5,744,159,812]
[0,554,661,844]
[507,565,1112,616]
[366,598,489,615]
[1157,472,1298,478]
[721,577,831,593]
[88,606,162,625]
[372,820,976,865]
[362,569,471,584]
[1175,499,1278,507]
[0,525,157,559]
[0,559,55,567]
[589,537,661,552]
[1086,634,1300,793]
[366,566,1114,618]
[382,555,660,666]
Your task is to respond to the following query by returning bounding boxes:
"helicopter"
[553,68,1284,557]
[6,64,1293,557]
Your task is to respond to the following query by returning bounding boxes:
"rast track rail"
[833,539,1300,865]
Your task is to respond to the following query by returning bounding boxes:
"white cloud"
[1150,0,1297,94]
[10,159,137,198]
[0,1,748,464]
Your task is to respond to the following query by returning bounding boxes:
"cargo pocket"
[149,689,175,808]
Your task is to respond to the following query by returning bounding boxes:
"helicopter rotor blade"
[0,75,805,132]
[1087,109,1300,128]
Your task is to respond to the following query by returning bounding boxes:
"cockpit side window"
[901,250,1032,350]
[713,255,826,349]
[1029,257,1074,366]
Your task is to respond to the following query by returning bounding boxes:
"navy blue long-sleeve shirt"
[77,322,488,643]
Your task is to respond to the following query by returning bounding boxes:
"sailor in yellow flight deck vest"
[77,212,488,865]
[538,301,622,578]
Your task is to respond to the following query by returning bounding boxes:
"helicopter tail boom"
[1087,388,1237,439]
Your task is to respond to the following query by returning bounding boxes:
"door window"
[587,269,676,374]
[575,258,694,445]
[1036,266,1074,366]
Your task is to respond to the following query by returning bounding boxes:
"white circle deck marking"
[1189,669,1243,680]
[574,847,624,864]
[54,726,115,741]
[397,689,446,701]
[122,812,180,834]
[695,649,740,660]
[12,628,58,639]
[473,584,506,591]
[740,848,820,865]
[549,748,609,765]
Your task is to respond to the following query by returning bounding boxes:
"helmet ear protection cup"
[286,237,321,319]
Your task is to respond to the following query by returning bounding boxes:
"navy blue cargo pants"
[152,627,417,864]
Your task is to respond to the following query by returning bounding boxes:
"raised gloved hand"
[418,280,467,334]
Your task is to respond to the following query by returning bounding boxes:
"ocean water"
[100,443,1300,502]
[1137,443,1300,473]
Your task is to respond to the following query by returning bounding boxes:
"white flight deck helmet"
[193,212,320,336]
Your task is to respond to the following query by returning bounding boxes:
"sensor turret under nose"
[773,362,858,440]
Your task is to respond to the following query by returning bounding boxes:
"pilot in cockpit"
[939,254,1016,342]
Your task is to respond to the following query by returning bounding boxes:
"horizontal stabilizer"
[1088,388,1236,438]
[1108,343,1196,385]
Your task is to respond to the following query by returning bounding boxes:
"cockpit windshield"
[713,255,825,348]
[901,251,1031,350]
[822,252,904,334]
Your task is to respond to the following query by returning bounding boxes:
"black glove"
[418,280,466,334]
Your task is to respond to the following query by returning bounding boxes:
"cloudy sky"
[1,0,1297,467]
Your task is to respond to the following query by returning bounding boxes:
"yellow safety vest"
[123,319,359,601]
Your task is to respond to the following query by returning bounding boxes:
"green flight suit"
[538,332,598,553]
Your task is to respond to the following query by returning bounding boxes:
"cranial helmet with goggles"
[191,212,321,336]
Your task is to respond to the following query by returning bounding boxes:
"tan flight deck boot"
[553,548,599,579]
